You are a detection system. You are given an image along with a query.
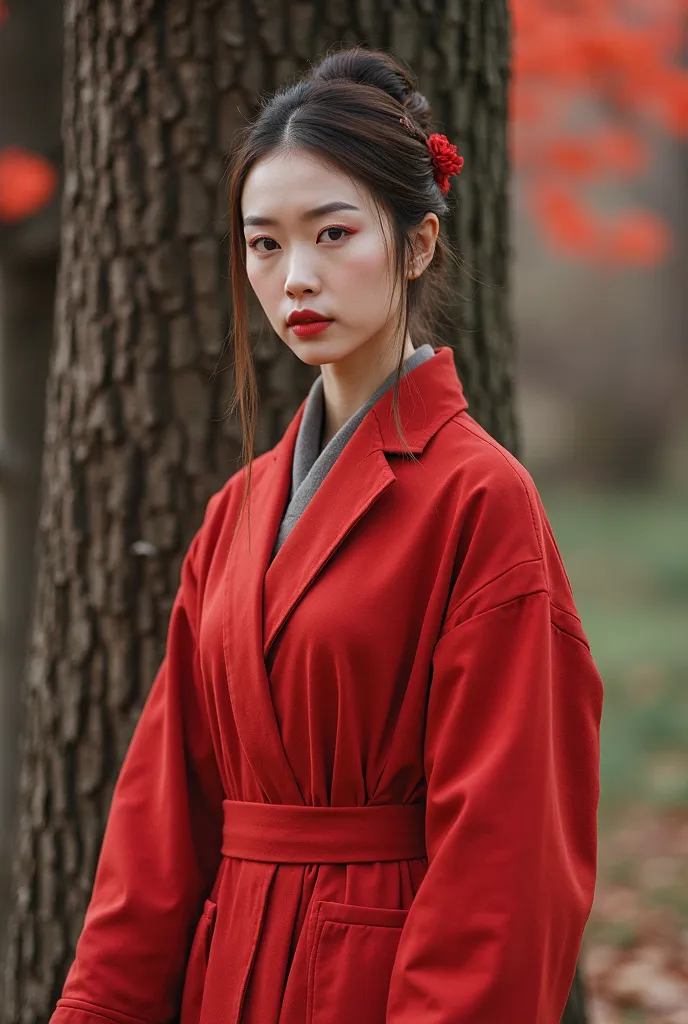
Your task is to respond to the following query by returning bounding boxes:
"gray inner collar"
[272,343,435,559]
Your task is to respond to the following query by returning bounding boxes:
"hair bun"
[402,90,432,133]
[309,47,434,134]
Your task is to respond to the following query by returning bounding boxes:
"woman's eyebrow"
[243,201,360,228]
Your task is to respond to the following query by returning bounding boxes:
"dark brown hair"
[227,45,458,537]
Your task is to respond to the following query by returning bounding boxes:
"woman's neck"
[319,332,416,448]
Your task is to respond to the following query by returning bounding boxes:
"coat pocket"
[180,899,217,1024]
[306,901,409,1024]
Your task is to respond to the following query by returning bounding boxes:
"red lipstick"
[287,308,335,338]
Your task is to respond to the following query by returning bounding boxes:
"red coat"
[51,347,603,1024]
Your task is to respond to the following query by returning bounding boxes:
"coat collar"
[290,342,436,500]
[221,345,468,804]
[274,345,468,462]
[371,345,468,452]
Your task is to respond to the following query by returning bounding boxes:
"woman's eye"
[319,226,349,242]
[248,227,352,250]
[248,237,280,254]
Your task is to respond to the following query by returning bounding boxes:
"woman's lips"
[289,320,334,338]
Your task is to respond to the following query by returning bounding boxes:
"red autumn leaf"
[530,182,601,256]
[580,31,625,77]
[603,211,671,266]
[597,128,648,175]
[543,138,599,180]
[509,87,545,125]
[516,27,587,84]
[0,147,58,222]
[510,0,687,264]
[654,69,688,136]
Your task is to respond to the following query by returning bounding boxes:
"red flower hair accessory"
[426,133,464,194]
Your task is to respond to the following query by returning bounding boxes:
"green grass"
[536,484,688,825]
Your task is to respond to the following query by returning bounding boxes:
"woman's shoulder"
[203,448,275,519]
[435,410,581,627]
[184,448,275,571]
[435,408,544,531]
[441,408,536,487]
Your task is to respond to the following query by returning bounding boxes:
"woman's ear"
[408,213,440,279]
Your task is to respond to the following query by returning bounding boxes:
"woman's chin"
[285,333,352,365]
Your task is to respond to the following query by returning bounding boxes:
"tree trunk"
[0,0,63,951]
[0,261,56,939]
[1,1,587,1022]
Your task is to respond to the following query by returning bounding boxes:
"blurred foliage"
[512,0,688,266]
[0,146,57,222]
[2,0,688,265]
[541,483,688,1018]
[538,483,688,822]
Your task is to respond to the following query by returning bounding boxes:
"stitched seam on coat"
[440,594,594,657]
[232,868,276,1024]
[309,915,332,1024]
[445,555,545,625]
[549,599,583,624]
[550,617,592,652]
[438,588,550,639]
[56,1000,151,1024]
[306,903,326,1024]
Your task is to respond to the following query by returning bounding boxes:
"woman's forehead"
[241,149,372,220]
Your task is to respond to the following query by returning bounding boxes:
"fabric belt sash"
[221,799,427,863]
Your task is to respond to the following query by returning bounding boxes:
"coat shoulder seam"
[438,587,550,639]
[56,999,151,1024]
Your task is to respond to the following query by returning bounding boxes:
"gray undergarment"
[271,343,435,559]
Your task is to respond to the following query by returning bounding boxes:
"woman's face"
[241,148,404,369]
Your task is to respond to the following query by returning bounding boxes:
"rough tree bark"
[0,0,63,946]
[1,1,587,1021]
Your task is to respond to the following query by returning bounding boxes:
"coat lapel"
[221,346,468,805]
[223,407,306,804]
[263,412,396,654]
[262,346,468,655]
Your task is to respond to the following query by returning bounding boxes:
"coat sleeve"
[387,577,603,1024]
[51,516,225,1024]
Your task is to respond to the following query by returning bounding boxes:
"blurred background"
[510,8,688,1020]
[0,1,686,1022]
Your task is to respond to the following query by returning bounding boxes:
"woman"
[51,46,603,1024]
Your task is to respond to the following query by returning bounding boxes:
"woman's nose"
[284,252,320,298]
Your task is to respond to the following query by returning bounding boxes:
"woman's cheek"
[344,237,390,283]
[247,265,276,313]
[339,251,392,310]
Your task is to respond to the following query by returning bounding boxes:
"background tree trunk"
[0,261,56,931]
[0,0,63,947]
[1,1,587,1021]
